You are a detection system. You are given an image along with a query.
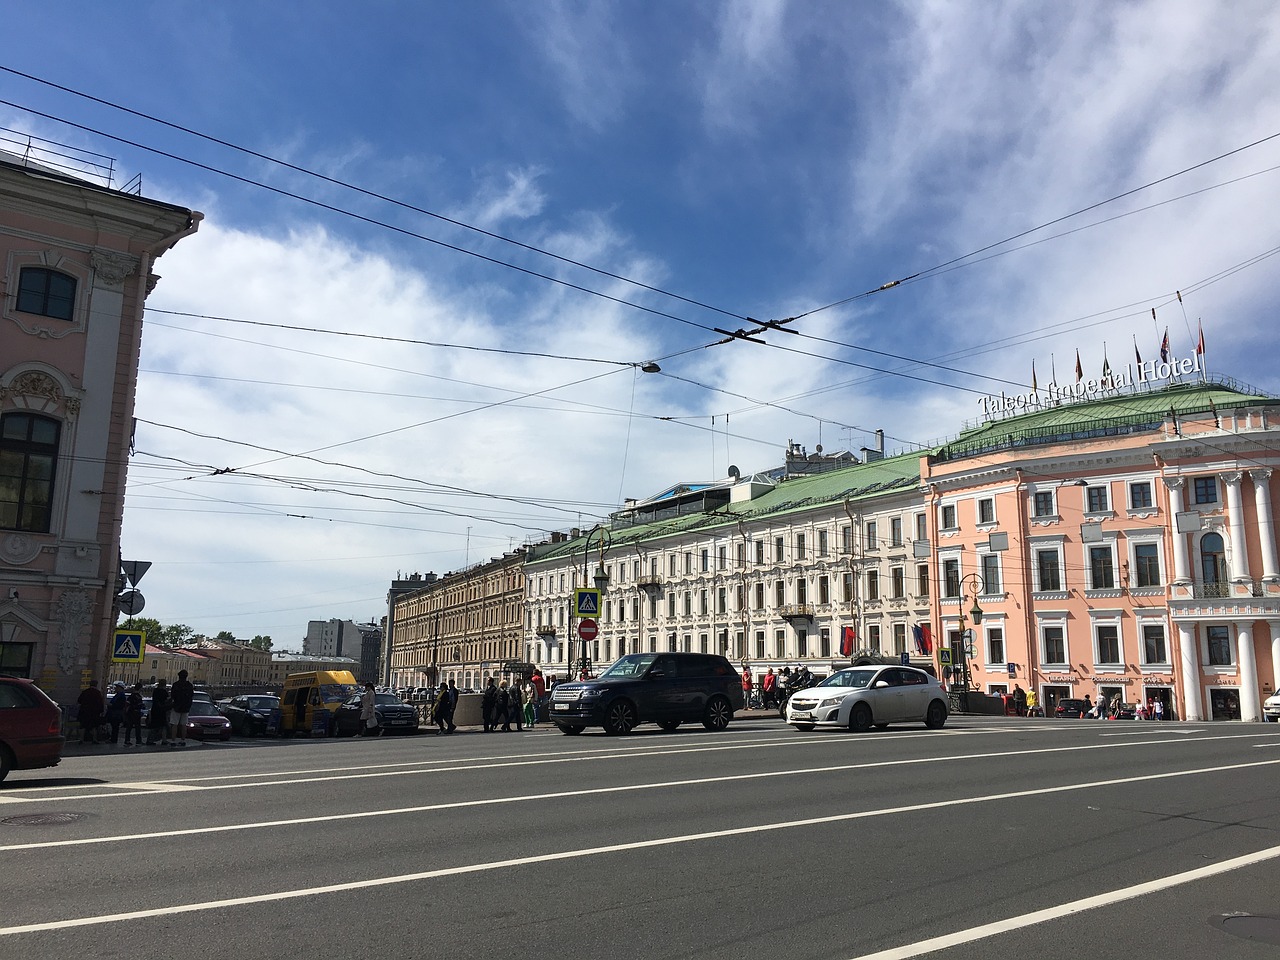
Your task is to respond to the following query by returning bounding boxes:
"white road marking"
[0,755,1277,936]
[845,843,1280,959]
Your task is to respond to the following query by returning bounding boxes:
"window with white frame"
[841,525,852,553]
[755,540,764,565]
[915,513,928,541]
[1032,490,1055,518]
[755,631,765,659]
[774,536,785,562]
[774,581,785,606]
[795,533,806,560]
[865,521,878,549]
[893,622,906,655]
[1132,542,1161,588]
[891,567,905,598]
[819,575,830,604]
[1129,481,1153,509]
[867,624,881,649]
[942,558,960,597]
[890,517,903,546]
[866,570,880,600]
[916,564,930,597]
[986,626,1005,665]
[1041,624,1067,665]
[980,553,1001,594]
[774,629,785,658]
[940,504,957,530]
[1035,547,1062,592]
[1088,545,1116,589]
[818,529,828,556]
[977,497,995,524]
[1206,625,1232,665]
[796,578,808,604]
[1140,623,1168,664]
[1193,476,1218,505]
[841,572,853,603]
[1086,484,1110,513]
[1094,623,1121,665]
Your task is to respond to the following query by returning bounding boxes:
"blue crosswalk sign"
[574,589,600,617]
[112,630,145,663]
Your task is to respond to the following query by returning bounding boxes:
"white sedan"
[1264,691,1280,722]
[785,665,949,732]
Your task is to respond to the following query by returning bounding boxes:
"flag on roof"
[1160,327,1170,363]
[1074,349,1083,382]
[1031,360,1038,392]
[1196,320,1205,356]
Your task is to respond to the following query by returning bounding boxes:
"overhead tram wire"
[0,66,751,326]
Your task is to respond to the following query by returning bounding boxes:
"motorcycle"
[777,670,822,718]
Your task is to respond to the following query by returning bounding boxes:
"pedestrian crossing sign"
[573,588,600,617]
[112,629,146,663]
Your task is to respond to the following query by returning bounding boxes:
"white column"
[1237,623,1261,721]
[1164,477,1191,583]
[1224,472,1250,582]
[1177,621,1202,721]
[1251,469,1280,582]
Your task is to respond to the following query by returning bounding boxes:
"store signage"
[978,353,1204,417]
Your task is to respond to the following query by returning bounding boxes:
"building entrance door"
[1043,685,1071,715]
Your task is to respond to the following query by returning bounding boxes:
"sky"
[3,2,1279,646]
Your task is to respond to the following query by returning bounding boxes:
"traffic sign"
[578,618,598,641]
[573,589,600,617]
[120,560,152,587]
[1006,662,1017,677]
[938,648,952,665]
[118,590,145,615]
[111,629,145,663]
[900,651,910,665]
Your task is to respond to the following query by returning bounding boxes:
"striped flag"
[1160,327,1170,363]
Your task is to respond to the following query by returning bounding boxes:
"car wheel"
[792,723,814,732]
[603,700,637,735]
[925,699,948,729]
[702,696,732,731]
[658,720,681,731]
[0,745,13,784]
[849,703,873,733]
[557,724,585,736]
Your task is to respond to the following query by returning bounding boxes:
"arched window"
[16,267,77,321]
[1200,532,1227,596]
[0,412,60,532]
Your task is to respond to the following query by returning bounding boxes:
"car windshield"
[819,668,878,689]
[247,697,279,710]
[599,653,659,679]
[187,702,223,717]
[374,694,404,705]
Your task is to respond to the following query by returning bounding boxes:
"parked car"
[332,693,420,736]
[549,652,744,735]
[0,676,65,783]
[183,700,232,741]
[1263,691,1280,722]
[221,695,280,736]
[1110,702,1137,720]
[785,665,948,732]
[1054,698,1090,718]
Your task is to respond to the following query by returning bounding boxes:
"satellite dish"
[815,444,823,453]
[728,465,740,480]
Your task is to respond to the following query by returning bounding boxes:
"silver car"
[785,665,948,732]
[1264,691,1280,722]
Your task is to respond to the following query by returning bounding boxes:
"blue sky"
[4,2,1279,646]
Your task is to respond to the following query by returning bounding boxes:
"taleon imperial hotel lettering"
[978,352,1205,418]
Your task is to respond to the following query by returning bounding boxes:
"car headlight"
[818,696,846,710]
[580,689,604,698]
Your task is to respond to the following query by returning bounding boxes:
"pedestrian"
[431,683,449,734]
[1096,693,1110,720]
[1025,688,1039,717]
[497,681,512,732]
[1134,699,1147,720]
[76,679,105,744]
[123,683,144,746]
[523,684,537,729]
[169,669,194,747]
[1013,684,1027,716]
[761,668,777,709]
[148,678,170,745]
[1153,698,1165,721]
[1083,694,1094,718]
[105,681,128,744]
[741,669,752,708]
[446,680,459,733]
[509,681,524,732]
[482,677,497,732]
[530,667,546,724]
[359,682,379,736]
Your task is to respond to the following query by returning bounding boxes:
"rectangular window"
[980,554,1000,594]
[774,581,785,606]
[987,628,1004,665]
[669,555,676,576]
[684,552,693,574]
[866,570,880,601]
[1130,482,1153,509]
[943,559,960,598]
[717,545,726,570]
[17,267,76,321]
[683,592,692,616]
[735,584,744,611]
[1095,624,1121,664]
[819,576,830,604]
[1033,491,1055,517]
[1194,476,1218,504]
[820,629,830,658]
[1042,625,1066,664]
[755,631,766,659]
[978,498,995,524]
[841,525,852,554]
[1207,625,1232,665]
[893,622,907,655]
[1089,546,1115,589]
[754,583,764,609]
[667,593,675,617]
[865,521,878,549]
[774,630,785,659]
[940,504,957,529]
[1086,485,1109,513]
[797,630,808,658]
[890,517,903,546]
[1142,624,1168,664]
[915,513,928,541]
[795,533,806,560]
[736,542,745,567]
[774,536,785,562]
[818,530,829,556]
[755,540,764,565]
[698,590,707,616]
[0,413,60,533]
[867,624,881,649]
[841,572,853,603]
[717,587,726,614]
[1133,543,1161,588]
[796,578,807,604]
[1036,549,1061,591]
[700,549,709,572]
[916,564,930,597]
[891,567,905,599]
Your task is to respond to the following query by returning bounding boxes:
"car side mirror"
[648,668,665,678]
[872,680,889,689]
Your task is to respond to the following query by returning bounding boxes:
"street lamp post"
[575,524,611,680]
[950,573,986,713]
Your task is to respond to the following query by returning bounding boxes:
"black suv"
[550,652,744,735]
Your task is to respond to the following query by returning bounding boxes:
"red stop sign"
[578,618,598,640]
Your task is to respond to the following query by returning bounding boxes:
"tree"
[215,630,238,643]
[119,616,164,645]
[248,635,274,651]
[159,623,195,648]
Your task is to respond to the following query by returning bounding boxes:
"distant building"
[0,141,201,703]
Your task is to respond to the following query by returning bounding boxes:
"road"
[2,716,1279,959]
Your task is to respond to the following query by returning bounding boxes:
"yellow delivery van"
[280,670,358,736]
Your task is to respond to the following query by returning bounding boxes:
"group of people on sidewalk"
[480,675,539,732]
[75,669,196,747]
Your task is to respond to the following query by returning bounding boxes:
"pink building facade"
[922,379,1280,721]
[0,153,199,703]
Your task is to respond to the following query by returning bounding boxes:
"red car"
[183,700,232,741]
[0,675,65,783]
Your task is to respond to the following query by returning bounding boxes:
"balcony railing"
[777,604,815,620]
[534,624,557,636]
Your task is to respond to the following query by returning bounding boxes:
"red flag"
[920,624,932,655]
[1196,321,1205,356]
[1074,350,1083,382]
[840,625,856,656]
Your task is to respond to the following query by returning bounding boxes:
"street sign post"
[111,629,145,663]
[577,618,598,641]
[573,589,600,617]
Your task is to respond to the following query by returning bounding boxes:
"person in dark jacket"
[123,683,144,746]
[148,678,170,746]
[105,681,128,744]
[497,681,512,732]
[76,680,105,744]
[446,680,458,733]
[481,677,498,732]
[168,669,195,747]
[508,682,524,732]
[431,683,450,734]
